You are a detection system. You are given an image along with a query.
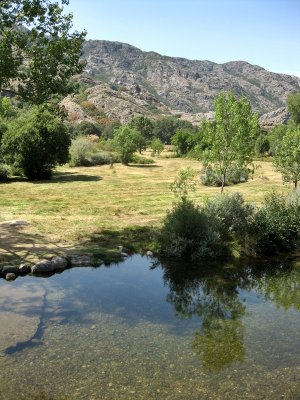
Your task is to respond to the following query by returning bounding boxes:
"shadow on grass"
[3,171,102,185]
[127,164,161,168]
[87,225,160,259]
[0,225,75,265]
[35,171,102,184]
[0,224,160,266]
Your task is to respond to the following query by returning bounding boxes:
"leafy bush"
[69,137,94,167]
[69,137,113,167]
[89,152,113,166]
[0,164,10,182]
[160,199,224,259]
[251,191,300,254]
[204,193,254,241]
[73,121,103,138]
[2,106,70,180]
[131,154,155,164]
[255,133,270,156]
[200,164,250,186]
[150,138,164,156]
[113,126,141,164]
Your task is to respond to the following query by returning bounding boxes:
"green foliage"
[170,167,196,200]
[161,198,223,259]
[273,125,300,188]
[2,106,70,179]
[0,97,16,119]
[268,124,288,155]
[201,91,259,192]
[149,138,164,157]
[0,0,86,103]
[251,191,300,254]
[161,172,256,259]
[255,132,270,156]
[69,136,112,167]
[113,125,141,164]
[131,154,155,165]
[128,116,154,141]
[102,120,121,140]
[171,128,196,156]
[73,121,103,138]
[287,92,300,125]
[153,117,195,144]
[69,136,94,167]
[204,193,254,241]
[200,164,250,186]
[0,163,10,181]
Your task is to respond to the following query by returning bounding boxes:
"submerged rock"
[69,254,103,267]
[5,273,16,281]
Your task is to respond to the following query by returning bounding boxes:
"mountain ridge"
[65,39,300,126]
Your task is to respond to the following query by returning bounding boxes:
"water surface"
[0,255,299,399]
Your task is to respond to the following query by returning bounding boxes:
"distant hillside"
[62,40,300,126]
[81,40,300,116]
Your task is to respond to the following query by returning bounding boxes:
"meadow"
[0,151,292,264]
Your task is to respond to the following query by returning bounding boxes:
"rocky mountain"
[63,40,300,126]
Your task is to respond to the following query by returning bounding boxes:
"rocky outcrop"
[81,40,300,116]
[259,107,290,128]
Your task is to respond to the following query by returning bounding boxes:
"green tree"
[268,124,288,155]
[128,116,154,141]
[201,92,259,193]
[73,121,103,138]
[153,117,196,144]
[273,125,300,189]
[149,138,164,157]
[113,125,140,165]
[0,0,86,103]
[171,128,195,156]
[2,106,70,179]
[287,92,300,125]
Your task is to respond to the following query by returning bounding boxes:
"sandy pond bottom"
[0,255,299,400]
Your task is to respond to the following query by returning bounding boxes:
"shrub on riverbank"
[160,191,300,259]
[251,191,300,254]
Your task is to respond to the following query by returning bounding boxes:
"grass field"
[0,152,294,264]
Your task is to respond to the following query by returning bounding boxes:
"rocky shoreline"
[0,254,105,282]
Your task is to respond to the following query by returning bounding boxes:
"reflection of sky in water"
[0,255,299,399]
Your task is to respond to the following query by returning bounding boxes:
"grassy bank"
[0,153,293,264]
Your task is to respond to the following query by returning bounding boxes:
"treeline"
[0,90,300,190]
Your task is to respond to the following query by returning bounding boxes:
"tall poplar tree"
[201,92,259,193]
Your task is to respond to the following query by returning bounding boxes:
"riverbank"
[0,155,294,266]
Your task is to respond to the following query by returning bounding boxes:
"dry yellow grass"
[0,154,293,263]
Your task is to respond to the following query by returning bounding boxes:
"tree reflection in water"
[160,257,300,372]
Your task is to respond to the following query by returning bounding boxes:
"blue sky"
[65,0,300,77]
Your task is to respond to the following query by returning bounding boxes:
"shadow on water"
[4,289,48,354]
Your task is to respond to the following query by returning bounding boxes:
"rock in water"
[5,273,16,281]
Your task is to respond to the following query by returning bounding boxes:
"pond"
[0,255,299,399]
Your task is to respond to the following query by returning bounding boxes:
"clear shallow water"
[0,255,299,400]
